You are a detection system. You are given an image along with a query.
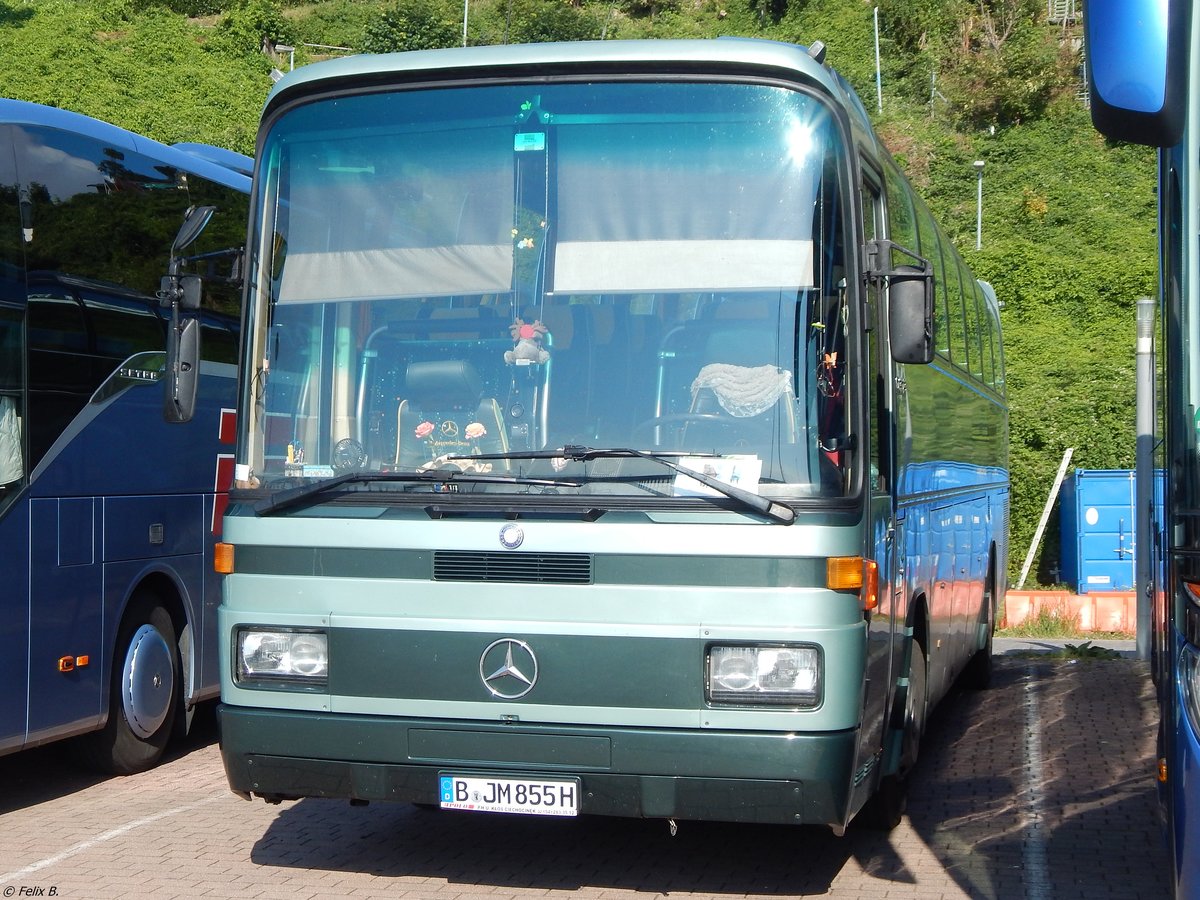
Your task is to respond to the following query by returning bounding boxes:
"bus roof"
[264,38,842,114]
[171,142,254,178]
[0,97,251,192]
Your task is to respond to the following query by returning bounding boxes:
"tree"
[206,0,294,60]
[362,0,461,52]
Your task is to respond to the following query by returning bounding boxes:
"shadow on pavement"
[0,701,219,815]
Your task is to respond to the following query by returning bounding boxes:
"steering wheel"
[631,413,747,450]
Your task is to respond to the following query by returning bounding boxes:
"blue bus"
[1084,1,1200,894]
[0,99,250,773]
[212,39,1008,832]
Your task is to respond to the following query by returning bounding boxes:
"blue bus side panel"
[17,377,236,745]
[28,497,103,742]
[1176,639,1200,896]
[0,500,30,752]
[32,378,226,498]
[104,495,205,560]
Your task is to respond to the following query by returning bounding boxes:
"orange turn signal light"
[827,556,863,590]
[862,559,879,611]
[1159,757,1169,784]
[827,556,879,610]
[57,655,89,673]
[214,542,235,575]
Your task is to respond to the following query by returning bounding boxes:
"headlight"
[236,628,328,686]
[707,644,822,707]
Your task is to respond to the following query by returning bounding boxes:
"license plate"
[439,774,579,817]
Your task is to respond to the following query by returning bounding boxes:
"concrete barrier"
[1002,590,1137,634]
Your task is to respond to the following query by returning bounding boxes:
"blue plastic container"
[1059,469,1161,593]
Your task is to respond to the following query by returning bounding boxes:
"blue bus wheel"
[76,594,179,775]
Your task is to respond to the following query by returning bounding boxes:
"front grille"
[433,551,593,584]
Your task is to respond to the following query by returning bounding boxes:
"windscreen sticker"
[673,456,762,497]
[514,133,546,152]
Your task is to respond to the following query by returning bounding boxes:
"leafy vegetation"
[1058,641,1124,659]
[0,0,1155,585]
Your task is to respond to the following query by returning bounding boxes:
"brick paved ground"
[0,656,1169,899]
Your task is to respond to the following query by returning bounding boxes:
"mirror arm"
[863,239,930,281]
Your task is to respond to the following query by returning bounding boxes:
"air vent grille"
[433,551,593,584]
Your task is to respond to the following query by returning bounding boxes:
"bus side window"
[972,280,995,387]
[79,288,163,361]
[940,241,968,370]
[27,289,92,469]
[883,165,918,260]
[0,305,23,492]
[912,201,950,359]
[0,124,25,498]
[956,255,983,381]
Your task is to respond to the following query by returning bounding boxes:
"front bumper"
[218,705,857,825]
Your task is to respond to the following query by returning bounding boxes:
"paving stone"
[0,658,1170,898]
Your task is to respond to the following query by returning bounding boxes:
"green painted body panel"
[331,629,693,708]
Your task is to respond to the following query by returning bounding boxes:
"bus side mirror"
[172,205,216,255]
[161,206,216,424]
[159,274,203,310]
[1085,0,1188,146]
[164,316,200,423]
[889,265,934,365]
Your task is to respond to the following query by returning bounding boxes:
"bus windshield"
[242,80,853,503]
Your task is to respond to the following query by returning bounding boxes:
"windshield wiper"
[458,445,796,525]
[254,469,579,516]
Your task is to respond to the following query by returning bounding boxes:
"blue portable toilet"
[1060,469,1160,593]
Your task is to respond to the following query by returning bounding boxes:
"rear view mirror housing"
[161,206,216,424]
[889,265,935,366]
[164,317,200,424]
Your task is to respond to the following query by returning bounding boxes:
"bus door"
[850,168,903,815]
[0,124,30,752]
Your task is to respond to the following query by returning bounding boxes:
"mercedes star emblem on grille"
[479,638,538,699]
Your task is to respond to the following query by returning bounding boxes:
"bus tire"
[859,639,927,830]
[78,592,179,775]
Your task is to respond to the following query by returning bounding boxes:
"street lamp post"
[973,160,985,250]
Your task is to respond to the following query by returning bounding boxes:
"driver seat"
[394,360,507,468]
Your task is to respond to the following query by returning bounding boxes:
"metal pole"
[463,0,469,46]
[1136,295,1155,660]
[974,160,985,250]
[874,7,883,114]
[1017,447,1074,590]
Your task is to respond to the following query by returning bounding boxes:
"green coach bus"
[211,38,1008,833]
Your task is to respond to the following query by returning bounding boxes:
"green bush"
[362,0,460,51]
